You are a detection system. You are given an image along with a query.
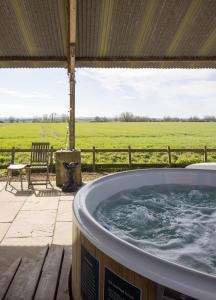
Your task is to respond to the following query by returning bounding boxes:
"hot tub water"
[94,184,216,276]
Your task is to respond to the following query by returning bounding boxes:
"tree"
[61,114,68,122]
[119,112,134,122]
[43,114,48,122]
[8,116,15,123]
[49,113,57,123]
[93,116,110,122]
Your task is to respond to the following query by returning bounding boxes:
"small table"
[6,164,27,191]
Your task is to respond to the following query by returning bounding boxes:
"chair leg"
[28,168,31,189]
[46,167,49,188]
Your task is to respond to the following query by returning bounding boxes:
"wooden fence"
[0,146,215,171]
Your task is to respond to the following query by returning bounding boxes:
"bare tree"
[119,112,134,122]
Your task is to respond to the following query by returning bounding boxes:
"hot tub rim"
[73,168,216,300]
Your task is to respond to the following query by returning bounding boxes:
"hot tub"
[72,169,216,300]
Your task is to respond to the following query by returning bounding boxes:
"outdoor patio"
[0,180,74,274]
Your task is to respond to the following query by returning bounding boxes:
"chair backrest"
[30,142,50,164]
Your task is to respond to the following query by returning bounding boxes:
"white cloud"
[1,68,216,118]
[79,68,215,95]
[77,69,216,117]
[0,89,53,100]
[0,102,67,118]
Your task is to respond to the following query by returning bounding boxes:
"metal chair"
[27,142,51,189]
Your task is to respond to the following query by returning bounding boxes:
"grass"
[1,122,216,167]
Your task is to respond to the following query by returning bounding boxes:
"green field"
[1,122,216,167]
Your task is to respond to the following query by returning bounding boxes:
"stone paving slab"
[22,197,59,211]
[5,210,56,238]
[0,182,5,191]
[1,236,52,246]
[0,190,30,202]
[53,222,72,245]
[59,193,75,201]
[0,181,79,249]
[0,202,24,222]
[5,181,29,191]
[57,201,73,222]
[0,223,10,242]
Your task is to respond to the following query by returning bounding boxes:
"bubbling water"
[94,184,216,276]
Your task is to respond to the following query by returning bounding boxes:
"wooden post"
[69,72,75,149]
[50,146,54,171]
[68,0,76,149]
[92,146,96,172]
[11,147,15,164]
[167,146,171,167]
[204,146,207,162]
[128,146,132,168]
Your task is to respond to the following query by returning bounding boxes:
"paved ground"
[0,180,75,247]
[0,180,78,274]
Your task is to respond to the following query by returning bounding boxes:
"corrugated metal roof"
[76,0,216,68]
[0,0,216,68]
[0,0,68,68]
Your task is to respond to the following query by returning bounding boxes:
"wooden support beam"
[68,0,76,149]
[76,56,216,63]
[1,56,216,64]
[76,56,216,68]
[0,56,66,62]
[69,70,75,149]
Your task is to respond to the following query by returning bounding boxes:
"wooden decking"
[0,245,72,300]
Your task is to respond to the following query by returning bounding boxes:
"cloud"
[0,102,67,118]
[78,68,216,94]
[1,68,216,118]
[0,89,53,100]
[77,69,216,117]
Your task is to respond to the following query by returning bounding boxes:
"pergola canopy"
[1,0,216,69]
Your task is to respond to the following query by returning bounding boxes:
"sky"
[0,68,216,118]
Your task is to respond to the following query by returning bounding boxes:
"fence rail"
[0,146,215,171]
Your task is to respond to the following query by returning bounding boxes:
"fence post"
[128,146,132,168]
[50,146,54,171]
[92,146,96,172]
[167,146,171,167]
[204,146,207,162]
[11,147,15,164]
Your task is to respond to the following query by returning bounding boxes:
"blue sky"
[0,68,216,118]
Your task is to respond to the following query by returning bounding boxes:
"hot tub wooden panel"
[72,221,157,300]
